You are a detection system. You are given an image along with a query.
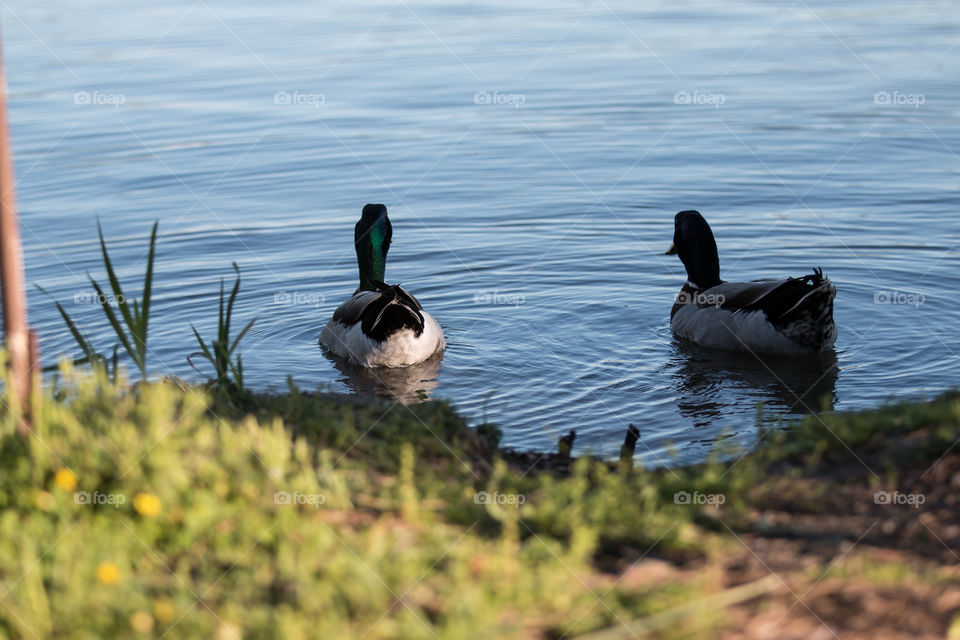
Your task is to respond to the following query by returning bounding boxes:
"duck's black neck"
[683,254,721,290]
[675,210,722,289]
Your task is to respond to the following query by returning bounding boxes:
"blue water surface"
[3,0,958,464]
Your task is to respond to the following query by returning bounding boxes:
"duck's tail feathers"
[764,268,836,352]
[778,268,833,322]
[361,282,425,342]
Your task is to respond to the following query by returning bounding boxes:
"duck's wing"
[717,269,833,323]
[701,280,786,310]
[331,291,383,325]
[331,282,425,342]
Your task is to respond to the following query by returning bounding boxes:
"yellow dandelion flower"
[54,469,77,491]
[133,493,162,517]
[130,611,155,634]
[96,561,120,585]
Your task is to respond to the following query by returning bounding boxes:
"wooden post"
[0,32,35,433]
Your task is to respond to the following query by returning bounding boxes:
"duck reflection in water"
[668,339,839,445]
[323,349,442,404]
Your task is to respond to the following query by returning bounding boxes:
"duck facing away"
[320,204,445,367]
[666,210,836,356]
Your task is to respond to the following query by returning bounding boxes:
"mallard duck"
[665,210,837,355]
[319,204,445,367]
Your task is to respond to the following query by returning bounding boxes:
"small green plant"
[188,262,256,392]
[38,221,157,381]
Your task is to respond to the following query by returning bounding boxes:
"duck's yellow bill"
[664,242,677,255]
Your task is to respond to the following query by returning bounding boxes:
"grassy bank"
[1,364,958,639]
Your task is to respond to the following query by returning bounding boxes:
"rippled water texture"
[4,0,959,464]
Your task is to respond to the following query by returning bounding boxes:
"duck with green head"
[320,204,445,367]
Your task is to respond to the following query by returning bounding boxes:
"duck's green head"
[355,203,393,291]
[665,210,722,289]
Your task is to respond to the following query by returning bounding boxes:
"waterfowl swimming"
[319,204,445,367]
[666,210,837,355]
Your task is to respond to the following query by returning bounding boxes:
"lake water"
[4,0,959,465]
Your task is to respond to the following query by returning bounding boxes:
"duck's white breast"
[320,311,445,368]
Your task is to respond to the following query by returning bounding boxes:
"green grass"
[758,391,960,467]
[1,361,957,639]
[189,262,256,393]
[0,365,734,639]
[36,221,158,381]
[38,223,255,391]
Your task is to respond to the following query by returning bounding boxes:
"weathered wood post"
[0,32,37,433]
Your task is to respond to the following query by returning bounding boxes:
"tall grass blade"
[225,262,241,342]
[228,318,256,358]
[41,222,158,381]
[90,277,140,374]
[139,221,158,353]
[190,325,215,366]
[35,285,98,363]
[97,222,136,337]
[190,264,255,393]
[229,355,244,392]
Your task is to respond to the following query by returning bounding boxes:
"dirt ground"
[712,448,960,639]
[499,425,960,639]
[600,450,960,639]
